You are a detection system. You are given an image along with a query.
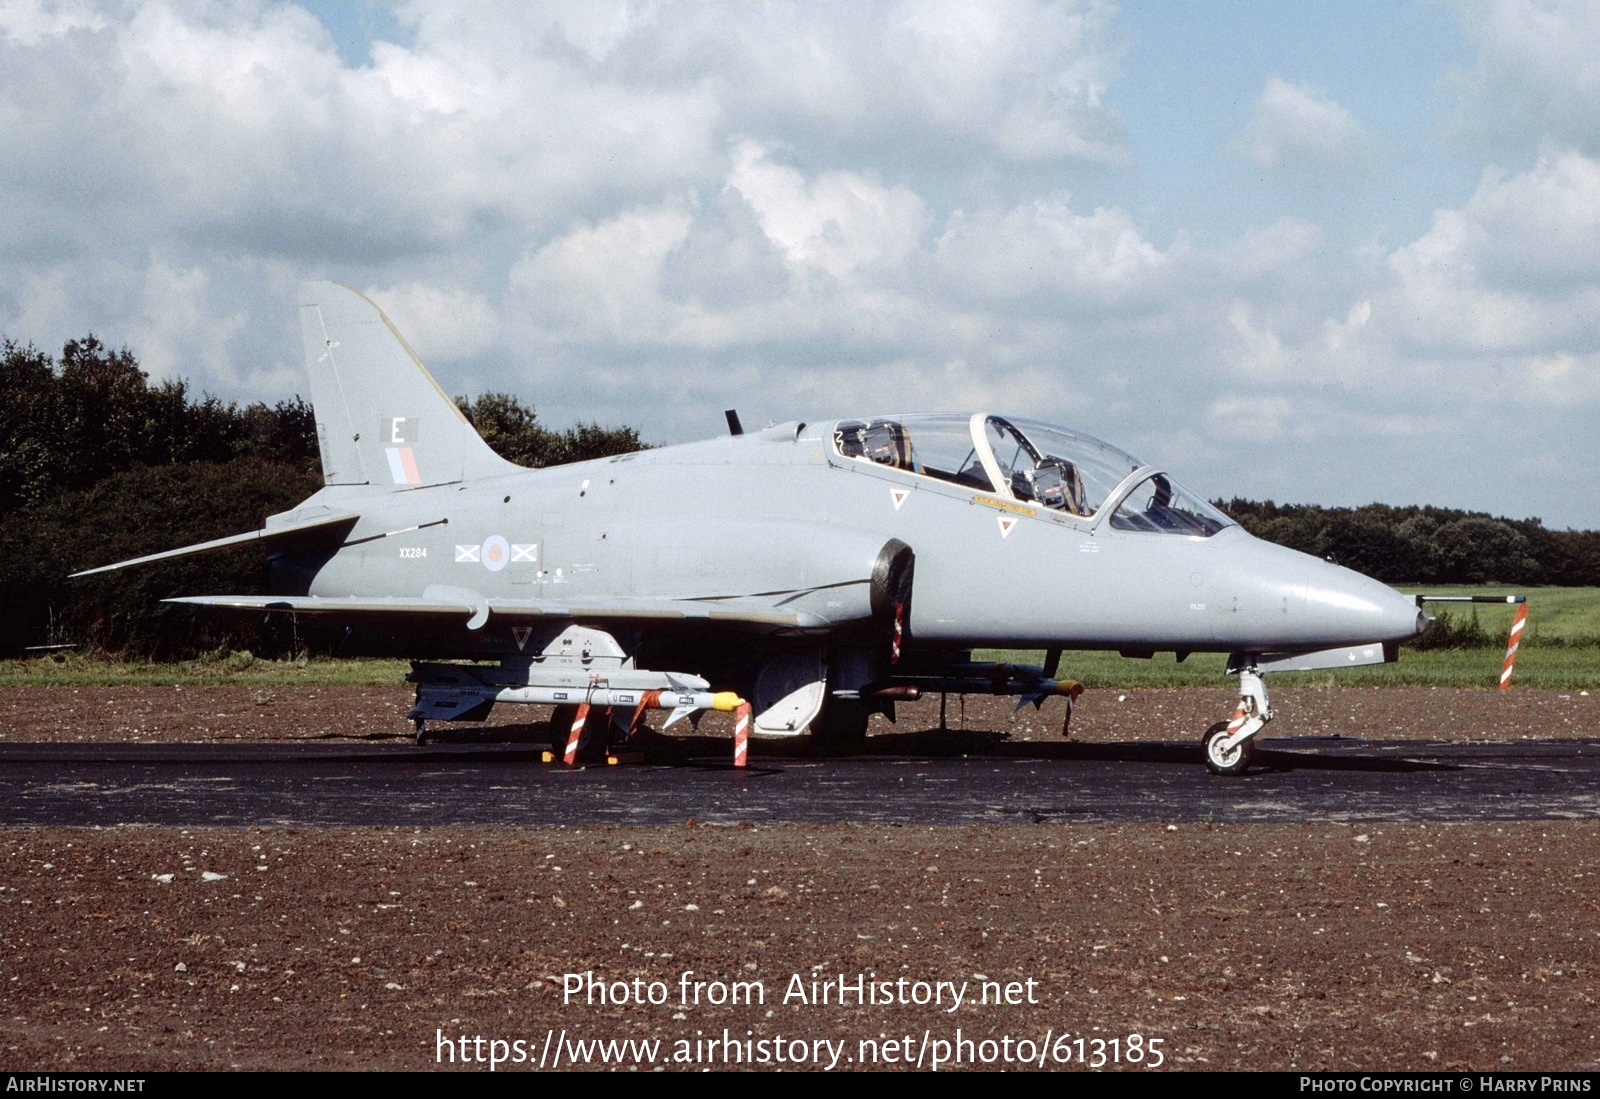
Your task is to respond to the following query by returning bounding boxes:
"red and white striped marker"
[628,689,662,742]
[1499,602,1528,690]
[890,603,904,666]
[733,701,751,768]
[564,702,590,765]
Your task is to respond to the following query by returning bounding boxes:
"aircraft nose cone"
[1218,533,1428,648]
[1301,560,1426,644]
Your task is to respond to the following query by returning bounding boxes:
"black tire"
[549,704,609,760]
[1202,720,1253,776]
[808,698,870,754]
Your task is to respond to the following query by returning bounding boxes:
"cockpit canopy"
[832,413,1234,537]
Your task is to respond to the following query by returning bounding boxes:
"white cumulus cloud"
[1386,147,1600,354]
[934,195,1172,307]
[728,142,931,283]
[1446,0,1600,153]
[365,281,501,364]
[1241,75,1368,171]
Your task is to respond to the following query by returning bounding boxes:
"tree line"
[1217,499,1600,587]
[0,337,643,657]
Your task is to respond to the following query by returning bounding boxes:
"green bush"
[0,460,321,658]
[1409,608,1495,650]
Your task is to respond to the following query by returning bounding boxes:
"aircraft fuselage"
[277,418,1422,659]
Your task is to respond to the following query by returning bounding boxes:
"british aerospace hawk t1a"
[75,281,1427,774]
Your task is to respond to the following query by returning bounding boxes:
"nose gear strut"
[1203,659,1272,776]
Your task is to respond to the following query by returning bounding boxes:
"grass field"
[4,588,1597,690]
[974,647,1599,690]
[0,651,411,688]
[1400,585,1600,645]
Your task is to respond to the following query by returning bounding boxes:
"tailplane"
[299,281,516,489]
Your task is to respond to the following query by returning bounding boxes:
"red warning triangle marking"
[997,516,1017,538]
[890,488,910,511]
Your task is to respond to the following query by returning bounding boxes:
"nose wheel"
[1203,721,1254,775]
[1204,661,1272,776]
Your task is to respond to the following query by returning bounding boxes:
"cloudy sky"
[3,1,1598,528]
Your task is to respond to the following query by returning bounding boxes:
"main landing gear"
[1203,661,1272,776]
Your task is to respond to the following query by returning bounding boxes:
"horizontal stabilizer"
[71,512,359,578]
[167,595,480,616]
[166,592,826,630]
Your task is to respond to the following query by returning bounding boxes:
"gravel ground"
[2,685,1598,1072]
[2,682,1596,746]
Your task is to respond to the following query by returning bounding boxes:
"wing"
[165,592,829,631]
[162,529,913,636]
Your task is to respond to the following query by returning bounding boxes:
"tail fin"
[298,281,516,489]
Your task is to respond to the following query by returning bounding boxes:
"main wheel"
[808,698,870,754]
[1202,720,1253,776]
[549,704,609,760]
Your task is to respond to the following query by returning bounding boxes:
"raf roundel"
[481,535,510,572]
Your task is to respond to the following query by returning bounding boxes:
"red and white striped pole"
[732,701,751,768]
[628,689,661,742]
[1500,602,1528,690]
[564,702,590,765]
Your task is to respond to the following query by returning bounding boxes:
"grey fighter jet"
[75,282,1427,774]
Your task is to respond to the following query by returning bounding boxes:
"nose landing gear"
[1204,661,1271,776]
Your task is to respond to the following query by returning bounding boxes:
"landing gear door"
[752,649,827,736]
